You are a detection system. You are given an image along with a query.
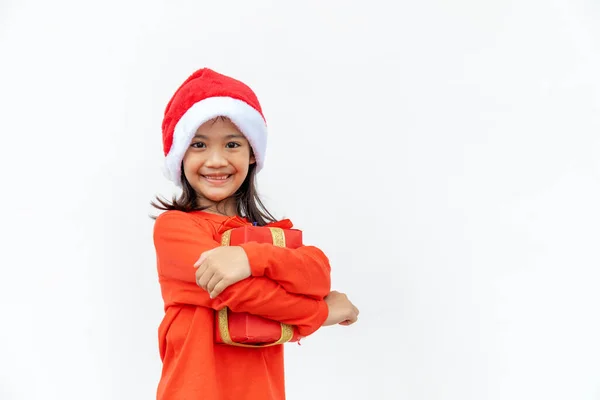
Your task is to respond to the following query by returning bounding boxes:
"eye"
[226,142,241,149]
[191,142,206,149]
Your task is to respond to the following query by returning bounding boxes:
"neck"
[199,198,238,217]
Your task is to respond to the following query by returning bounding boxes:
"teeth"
[204,175,229,180]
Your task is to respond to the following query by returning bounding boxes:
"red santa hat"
[161,68,268,187]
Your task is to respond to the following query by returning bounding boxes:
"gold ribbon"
[217,227,294,347]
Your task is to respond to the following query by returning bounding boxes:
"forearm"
[240,242,332,299]
[160,277,328,337]
[153,211,329,336]
[215,277,328,336]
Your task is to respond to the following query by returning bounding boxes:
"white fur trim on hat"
[164,96,267,187]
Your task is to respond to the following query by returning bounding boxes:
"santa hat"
[161,68,268,187]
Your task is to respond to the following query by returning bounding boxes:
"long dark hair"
[150,162,277,226]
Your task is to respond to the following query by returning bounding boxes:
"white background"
[1,0,599,399]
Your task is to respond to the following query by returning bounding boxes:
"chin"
[201,190,235,203]
[204,195,229,203]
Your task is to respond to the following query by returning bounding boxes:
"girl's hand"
[323,291,360,326]
[194,246,252,298]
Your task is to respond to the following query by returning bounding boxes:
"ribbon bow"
[217,216,294,235]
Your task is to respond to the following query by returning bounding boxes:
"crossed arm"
[153,211,332,337]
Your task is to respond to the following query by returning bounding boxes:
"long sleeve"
[238,241,331,300]
[153,211,328,337]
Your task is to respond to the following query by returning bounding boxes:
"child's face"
[182,117,255,211]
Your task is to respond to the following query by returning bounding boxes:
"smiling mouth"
[202,174,232,182]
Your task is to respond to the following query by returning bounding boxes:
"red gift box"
[215,222,303,347]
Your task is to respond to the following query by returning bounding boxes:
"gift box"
[215,221,303,347]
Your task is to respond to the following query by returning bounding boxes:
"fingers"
[193,247,249,298]
[347,312,359,324]
[196,264,215,291]
[206,273,221,296]
[339,313,358,326]
[350,303,360,324]
[209,280,229,299]
[195,259,208,286]
[337,300,359,327]
[195,250,216,291]
[195,257,209,280]
[194,249,214,268]
[342,307,359,325]
[196,259,230,299]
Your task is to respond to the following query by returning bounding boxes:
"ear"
[249,152,256,165]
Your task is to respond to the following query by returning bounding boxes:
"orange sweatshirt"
[153,210,331,400]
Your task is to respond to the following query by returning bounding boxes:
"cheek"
[234,158,251,174]
[182,152,202,172]
[239,148,253,167]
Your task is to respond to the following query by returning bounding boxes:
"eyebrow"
[193,133,245,140]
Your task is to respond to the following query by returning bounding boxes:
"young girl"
[151,68,359,400]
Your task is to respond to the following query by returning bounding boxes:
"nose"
[204,148,228,168]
